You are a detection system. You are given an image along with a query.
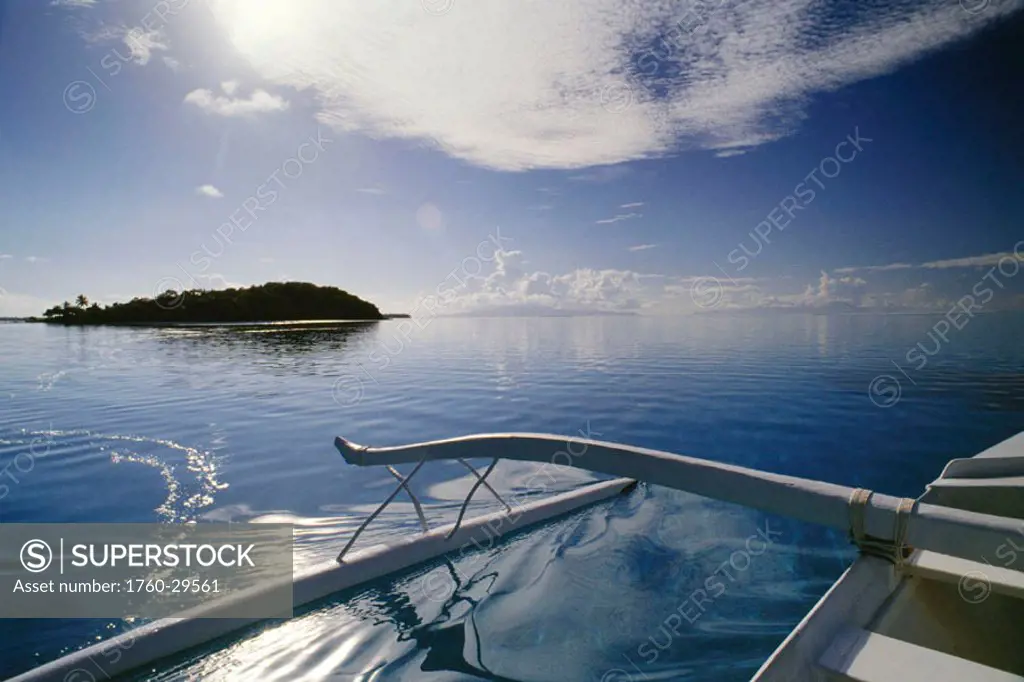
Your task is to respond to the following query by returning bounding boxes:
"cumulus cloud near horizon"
[419,249,651,314]
[206,0,1022,170]
[417,245,1024,316]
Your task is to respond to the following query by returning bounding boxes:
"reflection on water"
[151,322,380,378]
[125,488,840,682]
[0,314,1022,680]
[153,321,379,353]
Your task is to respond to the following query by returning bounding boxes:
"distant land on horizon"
[33,282,386,326]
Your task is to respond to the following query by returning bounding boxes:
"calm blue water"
[1,314,1022,681]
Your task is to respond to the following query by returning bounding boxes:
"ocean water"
[0,314,1022,681]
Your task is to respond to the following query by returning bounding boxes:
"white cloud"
[50,0,96,7]
[595,212,642,225]
[527,204,554,211]
[426,249,650,314]
[196,184,224,198]
[671,265,1002,314]
[412,248,1024,316]
[85,24,170,66]
[661,275,769,312]
[24,256,47,264]
[196,273,244,290]
[753,271,872,310]
[355,187,386,195]
[0,254,12,260]
[163,56,182,71]
[789,270,868,307]
[833,262,914,274]
[124,28,168,65]
[835,248,1024,273]
[620,202,644,209]
[205,0,1022,171]
[184,82,289,117]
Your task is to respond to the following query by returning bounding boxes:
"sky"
[0,0,1023,317]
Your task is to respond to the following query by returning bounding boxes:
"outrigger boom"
[335,432,1024,573]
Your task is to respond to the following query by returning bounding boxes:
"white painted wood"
[940,457,1024,479]
[817,627,1024,682]
[335,434,1024,572]
[869,573,1024,675]
[922,476,1024,519]
[974,432,1024,459]
[903,549,1024,600]
[751,557,898,682]
[8,478,635,682]
[927,476,1024,489]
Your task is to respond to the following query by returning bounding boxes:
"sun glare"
[212,0,297,52]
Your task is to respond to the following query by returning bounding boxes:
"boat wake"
[0,428,227,523]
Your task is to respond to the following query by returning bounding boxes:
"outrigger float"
[10,431,1024,681]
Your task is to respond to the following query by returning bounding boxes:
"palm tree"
[75,294,89,308]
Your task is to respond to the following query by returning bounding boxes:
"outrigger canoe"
[10,431,1024,681]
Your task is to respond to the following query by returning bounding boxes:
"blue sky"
[1,0,1023,316]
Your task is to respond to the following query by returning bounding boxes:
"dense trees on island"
[40,282,384,325]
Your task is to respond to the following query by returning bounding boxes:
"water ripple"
[1,315,1022,680]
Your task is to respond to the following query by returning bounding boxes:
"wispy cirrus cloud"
[205,0,1023,170]
[628,244,657,252]
[620,202,644,209]
[355,187,386,195]
[595,212,642,225]
[835,247,1024,273]
[184,82,289,117]
[123,28,168,65]
[88,25,170,65]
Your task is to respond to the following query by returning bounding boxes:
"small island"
[37,282,385,325]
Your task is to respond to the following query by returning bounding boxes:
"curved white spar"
[335,432,1024,572]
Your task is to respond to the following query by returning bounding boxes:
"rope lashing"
[847,487,916,565]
